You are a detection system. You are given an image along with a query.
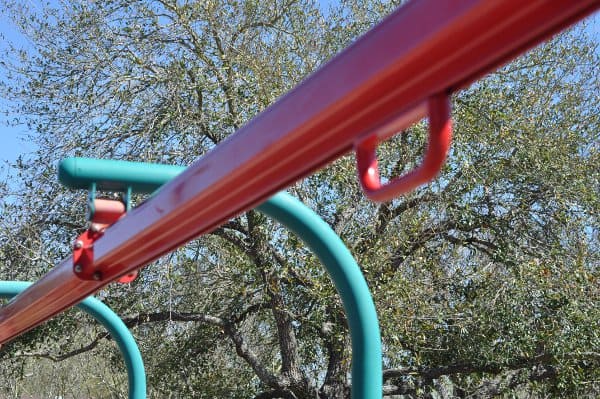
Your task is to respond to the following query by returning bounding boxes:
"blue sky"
[0,7,36,169]
[0,7,598,169]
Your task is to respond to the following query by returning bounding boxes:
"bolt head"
[74,264,82,273]
[73,240,84,249]
[93,271,102,281]
[89,223,103,233]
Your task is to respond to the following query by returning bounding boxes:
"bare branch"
[121,311,225,329]
[383,353,554,381]
[13,332,108,362]
[223,321,282,388]
[253,389,298,399]
[121,310,281,388]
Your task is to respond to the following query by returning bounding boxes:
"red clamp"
[73,227,104,281]
[355,93,452,202]
[73,199,138,283]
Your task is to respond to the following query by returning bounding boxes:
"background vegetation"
[0,1,598,398]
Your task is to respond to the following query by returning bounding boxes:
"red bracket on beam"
[72,227,103,281]
[73,199,137,283]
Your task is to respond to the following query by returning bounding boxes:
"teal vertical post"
[0,281,146,399]
[259,193,382,398]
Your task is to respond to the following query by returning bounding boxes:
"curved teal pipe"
[0,281,146,399]
[259,193,382,398]
[56,156,382,397]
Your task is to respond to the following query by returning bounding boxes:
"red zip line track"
[1,0,598,344]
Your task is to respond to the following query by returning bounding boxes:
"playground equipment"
[5,164,383,398]
[0,281,146,399]
[0,0,597,397]
[67,163,382,398]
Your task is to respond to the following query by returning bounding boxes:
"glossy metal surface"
[258,193,381,398]
[59,157,184,194]
[1,0,597,348]
[355,93,452,201]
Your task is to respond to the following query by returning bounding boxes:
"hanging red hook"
[355,93,452,202]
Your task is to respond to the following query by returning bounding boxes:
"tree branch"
[232,0,299,45]
[232,302,270,325]
[353,192,436,256]
[121,311,225,329]
[12,332,109,362]
[253,389,298,399]
[246,210,304,389]
[383,353,554,381]
[320,306,351,398]
[121,310,281,388]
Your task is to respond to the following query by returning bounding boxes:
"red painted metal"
[0,0,598,344]
[72,228,103,281]
[117,271,139,284]
[74,199,127,281]
[90,199,126,226]
[355,93,452,202]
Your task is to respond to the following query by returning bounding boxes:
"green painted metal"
[0,281,146,399]
[259,193,382,398]
[57,158,382,397]
[59,157,184,194]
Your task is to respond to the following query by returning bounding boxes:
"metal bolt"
[93,271,102,281]
[74,264,82,273]
[73,240,84,249]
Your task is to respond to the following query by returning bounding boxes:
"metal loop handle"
[355,93,452,202]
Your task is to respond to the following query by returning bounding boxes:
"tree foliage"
[0,1,598,398]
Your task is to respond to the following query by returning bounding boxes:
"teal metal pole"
[58,157,183,193]
[259,193,382,399]
[0,281,146,399]
[57,158,382,397]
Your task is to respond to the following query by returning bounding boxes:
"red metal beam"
[1,0,598,344]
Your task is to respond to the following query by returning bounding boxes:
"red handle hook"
[355,93,452,202]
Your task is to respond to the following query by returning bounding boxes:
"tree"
[0,0,598,398]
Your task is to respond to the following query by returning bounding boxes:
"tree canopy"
[0,1,598,398]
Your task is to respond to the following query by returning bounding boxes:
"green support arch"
[2,191,383,398]
[0,281,146,399]
[259,193,382,398]
[58,157,383,397]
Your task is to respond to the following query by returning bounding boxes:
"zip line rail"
[0,0,598,367]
